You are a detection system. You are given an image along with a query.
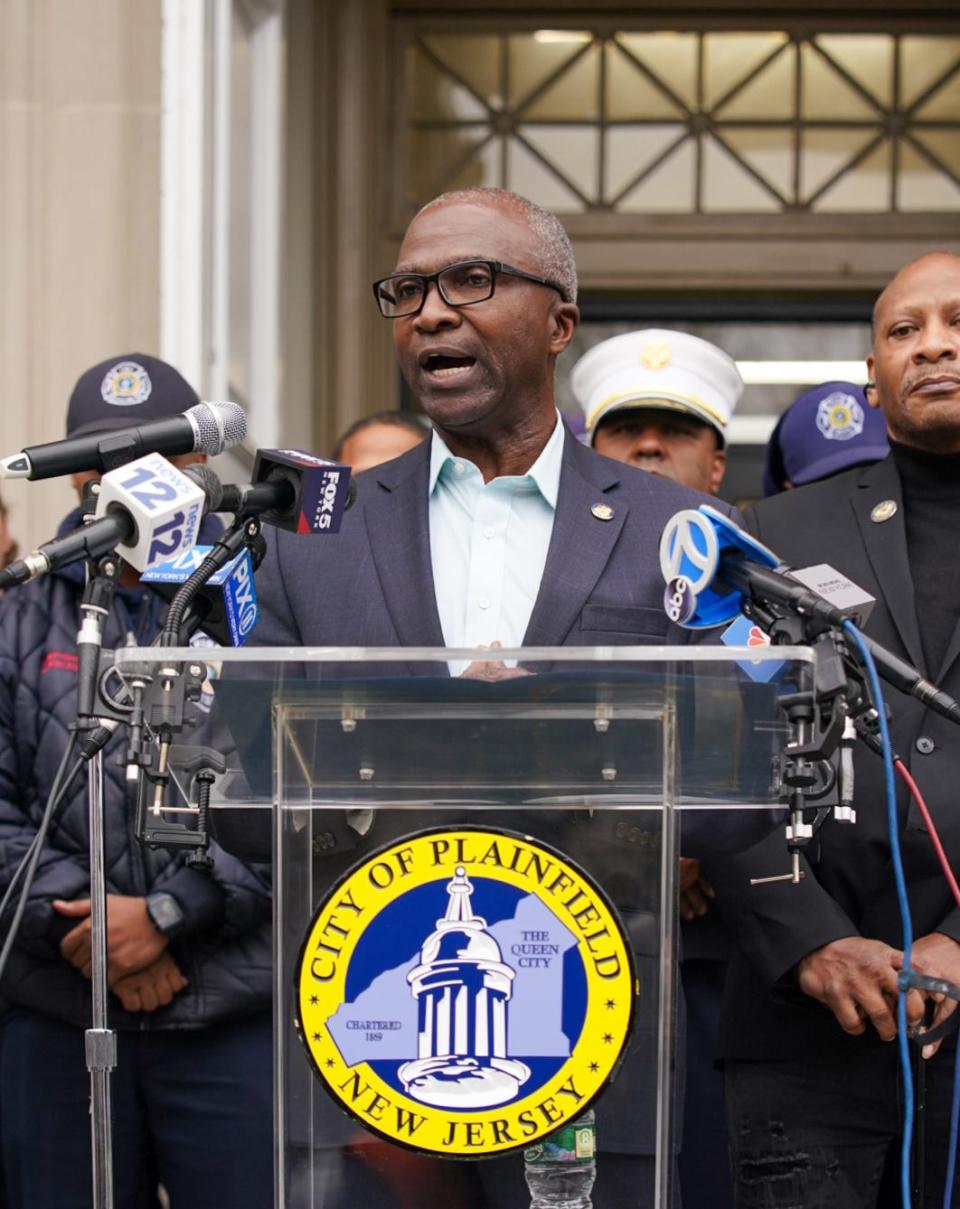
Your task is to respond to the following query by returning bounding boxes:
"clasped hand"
[460,641,532,682]
[679,858,715,921]
[53,894,188,1013]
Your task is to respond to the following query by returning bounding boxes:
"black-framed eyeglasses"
[372,259,567,319]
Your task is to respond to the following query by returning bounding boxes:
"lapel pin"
[871,500,898,523]
[591,503,615,522]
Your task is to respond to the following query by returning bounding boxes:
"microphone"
[0,401,247,481]
[0,453,207,588]
[660,505,781,629]
[660,504,960,725]
[142,539,264,646]
[184,450,354,533]
[0,510,134,589]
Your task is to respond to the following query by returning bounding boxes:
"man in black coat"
[707,252,960,1208]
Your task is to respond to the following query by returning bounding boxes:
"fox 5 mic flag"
[251,449,352,534]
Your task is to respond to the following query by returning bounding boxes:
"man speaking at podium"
[249,186,775,855]
[246,187,775,1207]
[255,187,744,680]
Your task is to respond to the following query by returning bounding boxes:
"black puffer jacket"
[0,510,271,1029]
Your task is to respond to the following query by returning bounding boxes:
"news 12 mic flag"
[94,452,205,570]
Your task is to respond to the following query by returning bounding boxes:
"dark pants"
[1,1008,272,1209]
[725,1044,960,1209]
[679,958,734,1209]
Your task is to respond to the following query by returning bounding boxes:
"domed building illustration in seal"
[398,867,531,1109]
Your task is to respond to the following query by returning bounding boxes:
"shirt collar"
[428,411,564,508]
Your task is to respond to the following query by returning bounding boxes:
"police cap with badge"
[762,380,890,496]
[67,353,200,438]
[571,329,744,447]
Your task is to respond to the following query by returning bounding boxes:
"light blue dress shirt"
[428,413,564,675]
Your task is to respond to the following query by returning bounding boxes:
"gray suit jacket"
[253,430,714,655]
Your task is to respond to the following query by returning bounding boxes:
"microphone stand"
[85,744,114,1209]
[74,481,122,1209]
[74,507,259,1208]
[737,574,960,1184]
[46,499,262,1209]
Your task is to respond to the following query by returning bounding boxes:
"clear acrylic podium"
[113,644,812,1209]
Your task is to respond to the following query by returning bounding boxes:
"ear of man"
[549,302,580,357]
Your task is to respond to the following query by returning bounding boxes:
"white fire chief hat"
[573,329,744,445]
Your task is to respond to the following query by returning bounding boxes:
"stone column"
[283,0,398,459]
[0,0,163,549]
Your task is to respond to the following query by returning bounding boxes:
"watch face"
[148,893,183,934]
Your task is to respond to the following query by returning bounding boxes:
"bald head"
[872,252,960,337]
[867,251,960,453]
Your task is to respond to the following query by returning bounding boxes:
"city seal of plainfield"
[295,828,635,1157]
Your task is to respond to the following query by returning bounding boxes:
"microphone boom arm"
[725,554,960,726]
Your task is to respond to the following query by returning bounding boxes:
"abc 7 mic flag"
[659,505,779,629]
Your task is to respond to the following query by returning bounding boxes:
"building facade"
[2,0,958,544]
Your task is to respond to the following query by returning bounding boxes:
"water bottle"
[523,1109,596,1208]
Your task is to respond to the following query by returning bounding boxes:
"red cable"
[895,757,960,908]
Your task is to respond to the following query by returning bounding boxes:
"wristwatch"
[145,891,185,939]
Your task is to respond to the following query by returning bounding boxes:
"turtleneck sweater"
[891,439,960,677]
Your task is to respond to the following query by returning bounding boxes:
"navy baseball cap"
[66,353,200,439]
[762,381,890,496]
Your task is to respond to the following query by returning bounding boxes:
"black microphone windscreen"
[182,463,224,510]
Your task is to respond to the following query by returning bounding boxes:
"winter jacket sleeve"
[0,586,91,958]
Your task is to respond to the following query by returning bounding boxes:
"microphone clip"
[765,628,868,883]
[135,744,226,868]
[119,656,208,850]
[76,539,123,725]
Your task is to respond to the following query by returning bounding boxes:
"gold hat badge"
[639,341,672,371]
